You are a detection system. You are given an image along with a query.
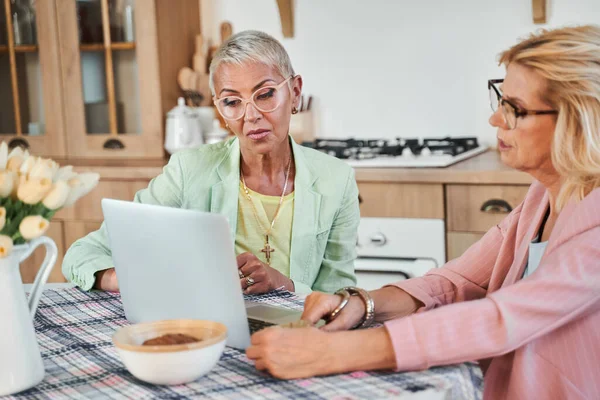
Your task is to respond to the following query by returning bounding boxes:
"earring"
[225,123,230,129]
[292,107,298,115]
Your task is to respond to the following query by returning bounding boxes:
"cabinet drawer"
[55,180,150,222]
[446,184,529,232]
[446,232,485,261]
[357,183,444,219]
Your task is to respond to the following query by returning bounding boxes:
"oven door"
[354,257,437,291]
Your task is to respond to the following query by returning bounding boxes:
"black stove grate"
[303,137,480,159]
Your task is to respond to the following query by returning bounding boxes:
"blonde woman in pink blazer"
[246,25,600,399]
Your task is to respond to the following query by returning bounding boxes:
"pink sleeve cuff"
[384,316,428,371]
[384,279,438,311]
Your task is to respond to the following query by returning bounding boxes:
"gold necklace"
[240,158,292,264]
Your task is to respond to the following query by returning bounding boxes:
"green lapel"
[210,139,240,240]
[289,139,322,283]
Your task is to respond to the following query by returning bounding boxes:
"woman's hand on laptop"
[237,252,295,294]
[93,268,119,292]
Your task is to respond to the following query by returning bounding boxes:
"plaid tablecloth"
[6,288,483,399]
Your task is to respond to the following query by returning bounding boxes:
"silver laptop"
[101,198,302,349]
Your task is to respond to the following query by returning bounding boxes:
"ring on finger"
[239,270,245,279]
[326,289,350,322]
[246,276,255,287]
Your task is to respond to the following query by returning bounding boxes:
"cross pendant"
[261,235,275,264]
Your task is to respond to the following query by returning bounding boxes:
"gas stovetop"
[302,137,488,168]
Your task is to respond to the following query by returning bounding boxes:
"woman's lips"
[498,138,512,151]
[247,129,270,140]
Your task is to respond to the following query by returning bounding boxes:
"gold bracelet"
[342,286,375,329]
[326,289,351,323]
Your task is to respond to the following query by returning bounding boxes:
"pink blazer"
[384,181,600,399]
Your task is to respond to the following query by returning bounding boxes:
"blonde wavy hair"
[499,25,600,210]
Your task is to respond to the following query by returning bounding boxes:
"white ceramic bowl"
[112,319,227,385]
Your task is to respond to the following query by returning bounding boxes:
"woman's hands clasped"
[237,252,294,294]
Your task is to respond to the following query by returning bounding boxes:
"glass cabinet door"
[0,0,66,157]
[58,0,164,159]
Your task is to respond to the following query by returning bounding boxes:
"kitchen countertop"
[353,150,532,185]
[63,149,532,185]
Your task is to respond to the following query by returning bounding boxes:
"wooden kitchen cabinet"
[57,0,199,159]
[446,184,530,232]
[445,183,529,260]
[56,179,150,221]
[1,0,199,159]
[446,232,485,261]
[357,182,444,219]
[64,221,103,249]
[19,221,66,284]
[0,0,67,157]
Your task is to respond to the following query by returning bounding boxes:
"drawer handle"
[480,199,512,214]
[369,233,387,246]
[103,138,125,150]
[8,137,30,150]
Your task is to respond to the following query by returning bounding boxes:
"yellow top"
[235,182,295,277]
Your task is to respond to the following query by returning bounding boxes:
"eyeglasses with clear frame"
[488,79,558,129]
[213,76,294,121]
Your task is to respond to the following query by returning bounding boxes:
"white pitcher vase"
[0,236,58,396]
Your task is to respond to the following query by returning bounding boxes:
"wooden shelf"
[80,42,136,52]
[276,0,294,38]
[0,44,38,53]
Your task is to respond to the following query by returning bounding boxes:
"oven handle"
[355,257,438,279]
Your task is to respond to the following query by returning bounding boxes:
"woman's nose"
[244,102,262,122]
[489,107,507,129]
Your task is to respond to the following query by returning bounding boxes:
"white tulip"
[19,215,50,240]
[7,146,24,159]
[0,207,6,231]
[42,180,70,210]
[17,176,53,205]
[6,146,25,172]
[28,158,59,181]
[20,156,38,176]
[6,156,24,173]
[54,165,77,182]
[0,171,15,198]
[0,142,7,170]
[0,235,13,258]
[63,173,100,207]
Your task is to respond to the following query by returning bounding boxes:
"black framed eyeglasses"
[488,79,558,129]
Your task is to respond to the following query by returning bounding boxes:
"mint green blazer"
[62,137,359,294]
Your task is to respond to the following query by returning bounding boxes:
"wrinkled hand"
[301,291,365,331]
[246,326,335,379]
[237,252,293,294]
[94,268,119,292]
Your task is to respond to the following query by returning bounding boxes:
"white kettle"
[164,97,203,154]
[0,237,58,396]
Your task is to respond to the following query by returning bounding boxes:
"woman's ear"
[291,75,303,108]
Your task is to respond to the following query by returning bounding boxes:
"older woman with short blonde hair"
[247,25,600,399]
[63,31,359,295]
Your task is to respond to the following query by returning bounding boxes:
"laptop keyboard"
[248,318,275,333]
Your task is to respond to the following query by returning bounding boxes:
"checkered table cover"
[5,288,483,399]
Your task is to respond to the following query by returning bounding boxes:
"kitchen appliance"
[305,137,487,168]
[164,97,203,154]
[355,218,445,290]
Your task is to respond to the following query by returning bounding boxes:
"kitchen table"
[6,287,483,399]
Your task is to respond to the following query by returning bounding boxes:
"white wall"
[200,0,600,146]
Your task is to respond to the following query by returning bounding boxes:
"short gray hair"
[209,30,295,96]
